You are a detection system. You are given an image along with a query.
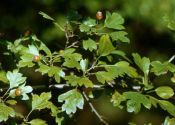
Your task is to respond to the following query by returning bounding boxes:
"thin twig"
[169,55,175,62]
[0,84,104,92]
[86,56,101,73]
[82,91,109,125]
[67,41,79,48]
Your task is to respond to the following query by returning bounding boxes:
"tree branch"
[0,84,104,92]
[169,55,175,62]
[82,91,109,125]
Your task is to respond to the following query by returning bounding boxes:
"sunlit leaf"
[123,92,151,113]
[58,89,84,114]
[83,18,96,27]
[83,38,97,51]
[32,92,52,111]
[39,11,54,21]
[65,75,93,88]
[6,69,26,89]
[151,61,175,75]
[96,61,138,84]
[18,54,34,67]
[29,119,47,125]
[132,53,150,75]
[155,86,174,99]
[0,103,15,122]
[159,100,175,117]
[105,12,125,30]
[163,116,175,125]
[28,45,39,56]
[79,24,90,32]
[110,31,130,43]
[0,70,8,83]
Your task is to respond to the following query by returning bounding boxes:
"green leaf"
[39,11,54,21]
[0,70,8,83]
[36,64,50,75]
[98,34,115,56]
[32,92,52,111]
[110,31,130,43]
[126,100,140,113]
[6,100,17,105]
[80,59,87,72]
[65,75,93,88]
[158,100,175,117]
[58,89,84,114]
[155,86,174,99]
[111,50,131,62]
[104,12,125,30]
[28,44,39,56]
[64,53,82,61]
[123,92,151,113]
[48,66,62,83]
[79,24,90,32]
[111,91,126,109]
[83,18,96,27]
[83,38,97,51]
[29,119,47,125]
[132,53,150,75]
[18,54,35,67]
[151,61,175,75]
[6,69,26,89]
[96,61,138,84]
[0,103,15,122]
[163,116,175,125]
[63,58,80,69]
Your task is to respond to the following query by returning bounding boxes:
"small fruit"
[96,11,103,20]
[15,88,22,96]
[59,50,64,55]
[33,55,40,62]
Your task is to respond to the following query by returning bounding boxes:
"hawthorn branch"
[82,91,109,125]
[0,84,104,92]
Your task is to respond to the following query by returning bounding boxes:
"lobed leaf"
[83,38,97,51]
[0,103,15,122]
[98,34,115,56]
[32,92,52,111]
[132,53,150,75]
[6,69,26,89]
[105,12,125,30]
[58,89,84,114]
[110,31,130,43]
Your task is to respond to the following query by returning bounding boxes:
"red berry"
[96,11,103,20]
[15,88,22,96]
[33,55,40,62]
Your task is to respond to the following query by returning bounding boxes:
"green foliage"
[83,38,97,52]
[98,34,115,56]
[105,11,125,30]
[32,92,52,110]
[29,119,47,125]
[58,89,84,114]
[0,103,15,122]
[163,116,175,125]
[0,10,175,125]
[6,69,26,89]
[155,86,174,99]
